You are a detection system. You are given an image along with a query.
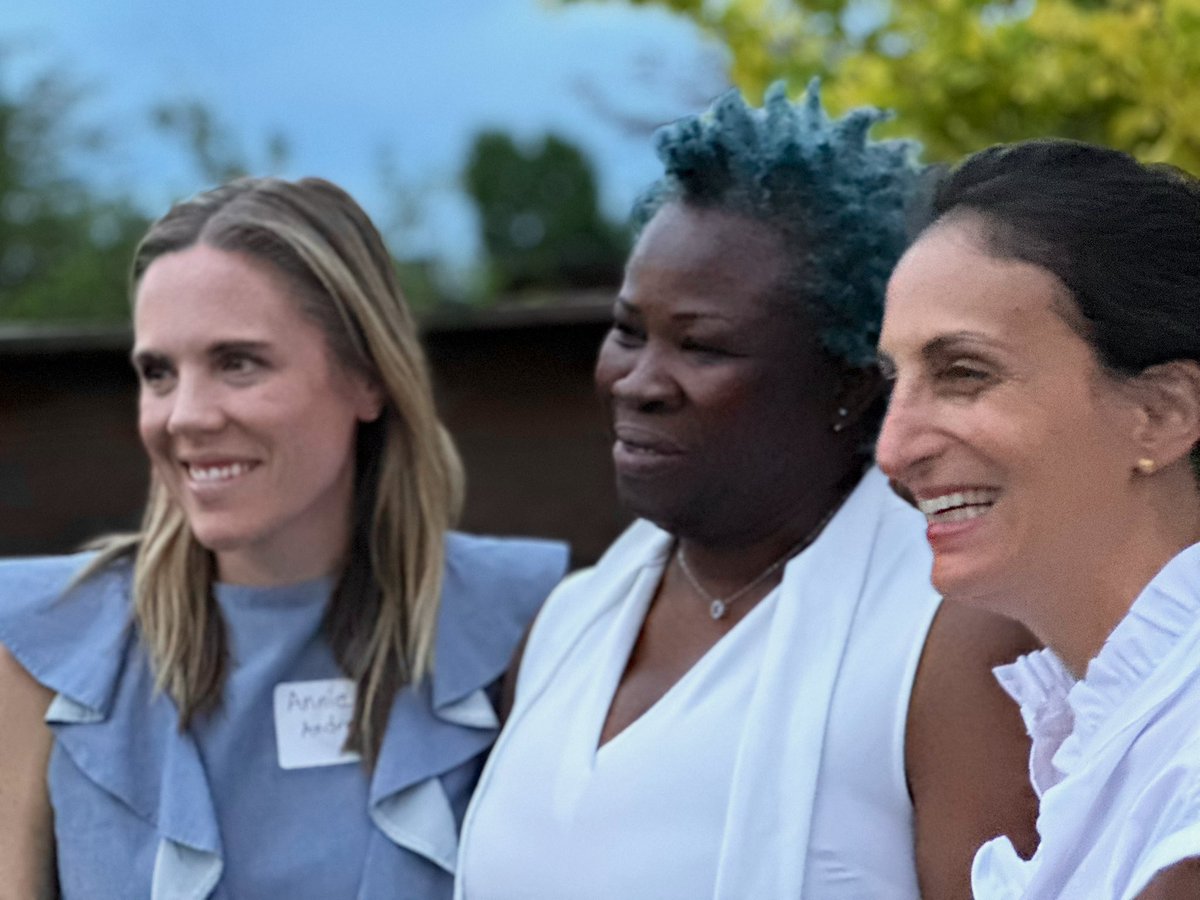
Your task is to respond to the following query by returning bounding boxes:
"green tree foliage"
[151,99,292,186]
[0,66,449,322]
[0,60,147,323]
[571,0,1200,170]
[464,131,629,293]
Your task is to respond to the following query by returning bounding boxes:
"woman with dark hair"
[455,84,1038,900]
[877,140,1200,897]
[0,176,567,899]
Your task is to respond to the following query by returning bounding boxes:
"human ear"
[350,373,386,423]
[1127,360,1200,470]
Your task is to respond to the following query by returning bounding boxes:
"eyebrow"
[209,340,272,356]
[920,331,1005,358]
[130,348,162,369]
[878,331,1005,374]
[613,298,736,323]
[671,310,736,324]
[130,339,273,367]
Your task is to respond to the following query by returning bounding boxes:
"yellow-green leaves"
[570,0,1200,171]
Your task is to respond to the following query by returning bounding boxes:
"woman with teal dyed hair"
[454,83,1039,899]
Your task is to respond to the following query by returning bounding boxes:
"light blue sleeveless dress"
[0,532,568,899]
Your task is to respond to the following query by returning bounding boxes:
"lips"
[611,423,686,475]
[612,424,685,456]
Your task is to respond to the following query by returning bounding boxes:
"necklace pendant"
[709,599,727,620]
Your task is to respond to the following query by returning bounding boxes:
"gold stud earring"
[1135,457,1157,475]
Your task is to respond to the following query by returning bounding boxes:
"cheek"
[136,404,181,487]
[282,388,364,458]
[593,340,628,398]
[956,403,1101,508]
[1022,390,1120,474]
[137,397,168,455]
[698,371,775,421]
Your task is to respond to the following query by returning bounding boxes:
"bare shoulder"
[0,641,56,772]
[0,643,57,900]
[0,643,54,710]
[1138,858,1200,898]
[497,619,535,725]
[906,602,1042,900]
[914,600,1041,679]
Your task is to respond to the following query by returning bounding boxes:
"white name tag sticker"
[273,678,361,770]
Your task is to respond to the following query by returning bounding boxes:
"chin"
[931,558,1013,615]
[621,495,705,542]
[615,480,667,522]
[930,559,972,601]
[185,519,259,555]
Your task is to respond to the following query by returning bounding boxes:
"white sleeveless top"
[456,467,941,899]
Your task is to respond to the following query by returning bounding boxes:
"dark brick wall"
[0,304,630,564]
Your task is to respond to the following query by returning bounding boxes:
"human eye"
[937,357,995,394]
[610,317,645,348]
[217,350,266,379]
[134,355,174,392]
[679,323,745,361]
[679,337,729,358]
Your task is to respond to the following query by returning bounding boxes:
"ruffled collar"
[993,648,1076,797]
[995,541,1200,789]
[0,533,568,898]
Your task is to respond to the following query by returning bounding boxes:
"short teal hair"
[633,80,926,367]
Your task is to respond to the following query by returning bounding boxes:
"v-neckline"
[589,557,780,760]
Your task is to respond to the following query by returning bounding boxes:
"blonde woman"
[0,177,567,899]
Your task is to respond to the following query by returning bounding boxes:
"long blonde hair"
[92,177,464,767]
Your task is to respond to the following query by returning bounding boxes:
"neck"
[674,465,861,596]
[216,537,348,587]
[1030,476,1200,677]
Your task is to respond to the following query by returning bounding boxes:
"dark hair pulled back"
[929,139,1200,377]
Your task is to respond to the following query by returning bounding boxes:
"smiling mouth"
[612,423,684,457]
[916,489,998,524]
[185,461,259,483]
[616,438,680,456]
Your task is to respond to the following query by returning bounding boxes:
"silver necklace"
[675,497,847,620]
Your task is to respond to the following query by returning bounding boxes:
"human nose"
[164,371,225,436]
[875,379,939,482]
[607,343,680,410]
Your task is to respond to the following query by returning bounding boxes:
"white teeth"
[188,462,253,482]
[933,505,990,523]
[621,440,663,455]
[916,489,998,521]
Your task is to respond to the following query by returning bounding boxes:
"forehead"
[881,221,1082,358]
[134,244,310,347]
[624,203,791,318]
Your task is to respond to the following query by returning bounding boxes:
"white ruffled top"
[973,541,1200,900]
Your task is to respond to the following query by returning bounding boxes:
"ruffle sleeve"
[0,552,133,715]
[0,553,224,898]
[363,531,569,887]
[0,536,567,899]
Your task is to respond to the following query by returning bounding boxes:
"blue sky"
[2,0,727,269]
